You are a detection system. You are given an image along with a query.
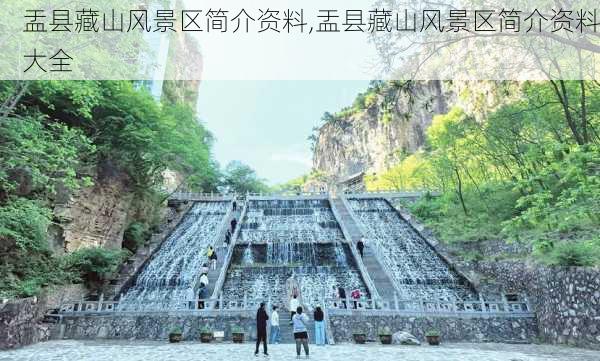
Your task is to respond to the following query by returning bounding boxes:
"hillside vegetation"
[0,81,223,298]
[360,81,600,266]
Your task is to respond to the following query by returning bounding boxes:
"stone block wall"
[0,285,88,350]
[329,313,537,343]
[468,262,600,349]
[58,312,537,344]
[59,313,259,341]
[0,297,51,349]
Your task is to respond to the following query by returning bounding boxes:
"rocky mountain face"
[312,80,512,180]
[51,174,133,254]
[313,81,452,179]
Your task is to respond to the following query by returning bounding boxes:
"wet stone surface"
[1,341,599,361]
[222,199,368,309]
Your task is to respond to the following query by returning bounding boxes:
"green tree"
[220,161,269,194]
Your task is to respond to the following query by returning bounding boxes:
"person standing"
[269,305,281,344]
[331,286,339,308]
[198,273,209,309]
[289,295,300,324]
[356,239,365,258]
[231,218,238,233]
[233,200,237,211]
[313,306,326,345]
[255,303,269,356]
[351,288,361,309]
[206,245,218,270]
[292,306,310,358]
[338,287,347,309]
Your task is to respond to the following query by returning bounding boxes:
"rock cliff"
[52,174,133,254]
[313,81,452,179]
[312,81,516,180]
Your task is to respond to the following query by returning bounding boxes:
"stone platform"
[1,340,598,361]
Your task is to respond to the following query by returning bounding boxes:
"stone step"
[330,198,397,301]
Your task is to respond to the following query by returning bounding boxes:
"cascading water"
[221,199,368,309]
[118,201,229,311]
[242,243,254,265]
[347,198,476,301]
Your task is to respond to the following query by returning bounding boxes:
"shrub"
[170,326,183,334]
[378,326,392,335]
[231,325,245,334]
[536,240,600,267]
[123,221,150,252]
[63,247,129,286]
[0,198,52,253]
[425,330,440,337]
[352,327,366,335]
[0,199,75,298]
[200,325,213,333]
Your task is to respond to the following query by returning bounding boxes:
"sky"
[197,81,370,185]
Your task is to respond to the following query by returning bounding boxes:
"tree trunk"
[454,168,468,216]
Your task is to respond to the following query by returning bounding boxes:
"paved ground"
[1,341,599,361]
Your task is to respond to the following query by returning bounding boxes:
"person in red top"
[351,289,361,309]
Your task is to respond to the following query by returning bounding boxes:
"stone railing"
[209,201,248,300]
[208,198,236,250]
[189,198,236,297]
[328,195,381,302]
[169,192,235,201]
[246,193,329,200]
[344,190,441,198]
[57,294,534,318]
[325,296,533,318]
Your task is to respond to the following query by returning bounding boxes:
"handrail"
[168,190,441,201]
[246,193,329,201]
[169,192,235,201]
[342,190,441,198]
[211,198,236,249]
[58,296,534,317]
[328,196,381,303]
[190,198,236,297]
[210,201,248,300]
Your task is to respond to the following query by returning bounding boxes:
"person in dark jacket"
[356,239,365,258]
[314,306,326,345]
[233,200,237,211]
[338,287,347,309]
[255,302,269,356]
[231,218,238,233]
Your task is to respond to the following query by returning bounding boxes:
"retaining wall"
[57,312,537,344]
[329,313,537,343]
[469,262,600,349]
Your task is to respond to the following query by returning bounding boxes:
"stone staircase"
[205,207,242,300]
[330,198,362,242]
[329,198,397,301]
